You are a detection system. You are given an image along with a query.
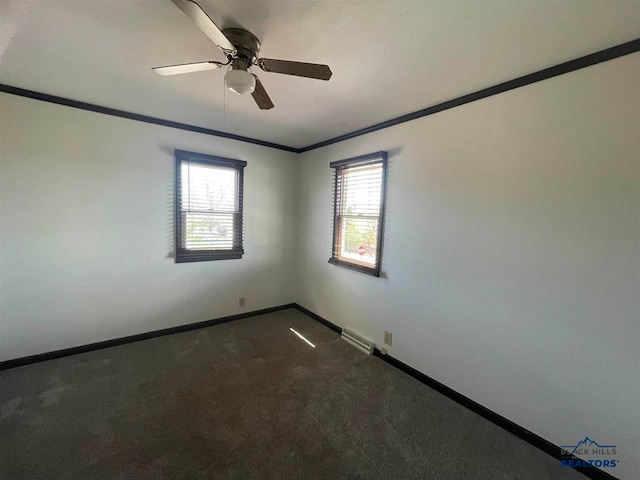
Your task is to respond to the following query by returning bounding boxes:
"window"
[175,150,246,263]
[329,151,388,276]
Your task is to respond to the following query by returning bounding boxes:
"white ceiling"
[1,0,639,148]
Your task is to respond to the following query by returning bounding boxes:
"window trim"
[174,149,247,263]
[328,151,388,277]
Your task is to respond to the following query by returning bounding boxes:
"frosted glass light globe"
[225,69,256,95]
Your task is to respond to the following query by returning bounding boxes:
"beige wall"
[296,53,639,479]
[0,94,298,361]
[1,50,638,479]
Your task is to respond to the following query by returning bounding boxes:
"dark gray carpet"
[0,309,587,479]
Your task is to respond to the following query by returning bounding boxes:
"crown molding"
[2,38,638,154]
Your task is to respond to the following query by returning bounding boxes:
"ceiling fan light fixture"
[158,3,332,109]
[225,68,256,95]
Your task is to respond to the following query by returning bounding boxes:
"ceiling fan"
[153,0,333,110]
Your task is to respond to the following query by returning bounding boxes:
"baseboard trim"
[292,304,342,334]
[0,303,622,479]
[294,304,619,480]
[0,303,296,371]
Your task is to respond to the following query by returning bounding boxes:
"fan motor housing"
[222,28,261,64]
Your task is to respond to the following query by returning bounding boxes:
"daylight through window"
[329,152,387,276]
[175,150,246,263]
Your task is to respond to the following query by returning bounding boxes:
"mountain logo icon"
[561,437,616,456]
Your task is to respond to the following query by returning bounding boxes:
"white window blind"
[330,152,387,276]
[175,150,246,263]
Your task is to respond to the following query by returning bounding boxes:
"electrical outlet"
[239,297,246,307]
[379,347,388,355]
[384,331,392,346]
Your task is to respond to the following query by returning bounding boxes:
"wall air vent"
[341,328,375,355]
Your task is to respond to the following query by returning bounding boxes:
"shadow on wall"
[379,146,402,280]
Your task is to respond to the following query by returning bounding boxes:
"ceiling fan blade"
[170,0,236,54]
[251,75,274,110]
[258,59,332,81]
[152,60,223,76]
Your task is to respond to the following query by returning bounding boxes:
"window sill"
[176,250,243,263]
[328,257,380,277]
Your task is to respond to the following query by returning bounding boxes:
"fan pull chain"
[223,76,227,126]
